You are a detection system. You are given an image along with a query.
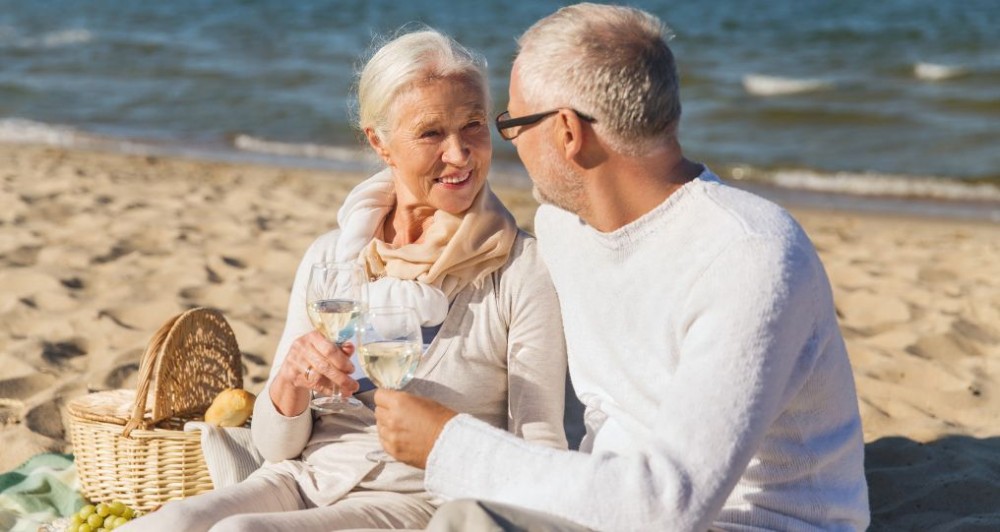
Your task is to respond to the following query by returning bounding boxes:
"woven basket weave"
[67,307,242,511]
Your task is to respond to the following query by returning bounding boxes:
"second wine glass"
[358,305,423,462]
[305,262,367,413]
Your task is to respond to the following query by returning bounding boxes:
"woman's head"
[358,29,492,215]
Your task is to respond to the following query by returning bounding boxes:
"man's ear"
[553,109,585,162]
[365,128,392,166]
[553,109,604,170]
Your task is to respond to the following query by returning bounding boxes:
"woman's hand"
[269,330,360,416]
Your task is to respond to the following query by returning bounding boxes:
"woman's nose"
[442,134,470,166]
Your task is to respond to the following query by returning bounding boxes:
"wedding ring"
[304,367,313,380]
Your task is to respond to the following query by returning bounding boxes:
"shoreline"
[0,131,998,223]
[2,142,999,528]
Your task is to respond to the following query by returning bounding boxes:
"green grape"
[109,501,127,517]
[87,513,104,528]
[71,513,84,526]
[79,504,96,519]
[77,523,93,532]
[122,507,135,519]
[115,516,130,527]
[96,503,111,517]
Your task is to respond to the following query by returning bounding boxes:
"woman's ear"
[365,127,392,166]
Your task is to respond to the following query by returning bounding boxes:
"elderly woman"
[122,29,568,532]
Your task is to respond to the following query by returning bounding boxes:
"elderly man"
[374,3,870,531]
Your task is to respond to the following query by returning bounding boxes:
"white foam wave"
[0,118,80,146]
[2,28,94,49]
[0,118,152,155]
[742,74,832,96]
[914,62,965,81]
[729,166,1000,202]
[234,134,374,163]
[39,29,93,48]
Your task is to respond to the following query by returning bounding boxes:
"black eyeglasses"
[495,108,596,140]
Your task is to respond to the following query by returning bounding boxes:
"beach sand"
[2,143,998,529]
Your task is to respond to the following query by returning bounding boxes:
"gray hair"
[516,3,680,155]
[357,29,490,141]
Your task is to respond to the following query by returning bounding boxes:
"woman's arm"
[251,230,351,462]
[501,235,569,449]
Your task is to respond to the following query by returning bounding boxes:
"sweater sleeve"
[251,232,339,462]
[424,236,824,531]
[501,236,568,449]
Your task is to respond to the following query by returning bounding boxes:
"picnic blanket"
[0,453,83,532]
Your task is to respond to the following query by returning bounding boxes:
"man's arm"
[380,237,825,530]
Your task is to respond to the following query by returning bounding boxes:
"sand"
[1,143,998,529]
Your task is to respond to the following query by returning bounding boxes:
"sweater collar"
[582,166,719,250]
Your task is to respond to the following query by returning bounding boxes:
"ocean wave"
[913,62,966,81]
[233,135,374,163]
[0,118,150,154]
[0,118,80,145]
[0,28,94,49]
[742,74,833,96]
[728,165,1000,202]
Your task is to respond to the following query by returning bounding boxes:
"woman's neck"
[383,202,437,246]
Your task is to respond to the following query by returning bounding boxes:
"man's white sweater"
[425,169,869,531]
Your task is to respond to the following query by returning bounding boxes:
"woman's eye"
[464,121,483,130]
[419,130,440,139]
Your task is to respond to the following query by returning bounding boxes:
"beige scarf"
[359,180,518,300]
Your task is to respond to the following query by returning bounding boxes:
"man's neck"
[580,150,701,233]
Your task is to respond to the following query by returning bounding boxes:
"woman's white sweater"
[425,170,869,531]
[251,230,568,507]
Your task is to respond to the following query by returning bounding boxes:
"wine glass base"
[310,396,363,413]
[366,449,396,463]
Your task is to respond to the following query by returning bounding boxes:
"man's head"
[514,3,681,157]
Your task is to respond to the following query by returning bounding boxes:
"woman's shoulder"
[492,230,551,289]
[501,229,540,270]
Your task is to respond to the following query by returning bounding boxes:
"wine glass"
[358,305,423,462]
[305,262,367,413]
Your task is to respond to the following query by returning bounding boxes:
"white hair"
[357,29,490,141]
[516,3,681,155]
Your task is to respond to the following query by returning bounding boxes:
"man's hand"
[374,389,458,469]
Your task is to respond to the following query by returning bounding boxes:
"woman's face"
[369,76,492,215]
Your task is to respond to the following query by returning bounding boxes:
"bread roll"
[204,388,256,427]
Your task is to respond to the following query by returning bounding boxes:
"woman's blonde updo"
[357,29,490,142]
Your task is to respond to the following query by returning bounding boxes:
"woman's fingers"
[299,331,359,395]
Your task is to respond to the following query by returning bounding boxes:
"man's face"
[508,64,585,213]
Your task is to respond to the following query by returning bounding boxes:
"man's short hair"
[516,3,680,155]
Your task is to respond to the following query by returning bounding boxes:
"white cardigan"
[425,170,869,531]
[251,229,568,507]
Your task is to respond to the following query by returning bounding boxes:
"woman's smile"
[435,169,473,186]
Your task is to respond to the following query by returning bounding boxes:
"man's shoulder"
[688,174,805,244]
[533,204,589,249]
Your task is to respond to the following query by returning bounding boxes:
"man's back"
[535,169,869,530]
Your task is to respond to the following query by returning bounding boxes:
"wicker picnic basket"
[66,307,242,511]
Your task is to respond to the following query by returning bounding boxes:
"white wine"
[307,299,359,342]
[360,341,421,389]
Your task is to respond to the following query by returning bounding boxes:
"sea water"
[1,0,997,217]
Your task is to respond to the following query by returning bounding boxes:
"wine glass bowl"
[305,262,367,413]
[358,305,423,461]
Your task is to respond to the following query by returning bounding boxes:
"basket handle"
[122,313,182,437]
